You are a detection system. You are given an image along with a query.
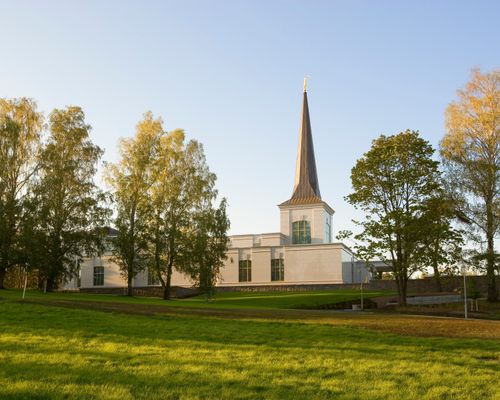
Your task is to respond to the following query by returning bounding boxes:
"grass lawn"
[1,288,391,309]
[0,290,499,399]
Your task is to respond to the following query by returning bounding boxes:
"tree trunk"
[486,234,498,302]
[46,277,55,292]
[163,263,173,300]
[395,274,407,306]
[127,275,133,296]
[0,267,6,289]
[400,278,407,306]
[432,261,443,292]
[486,197,498,302]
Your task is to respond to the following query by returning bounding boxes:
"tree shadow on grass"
[1,300,499,399]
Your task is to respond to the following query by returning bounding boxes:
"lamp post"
[360,278,364,311]
[22,265,28,300]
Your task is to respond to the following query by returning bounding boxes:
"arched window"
[292,220,311,244]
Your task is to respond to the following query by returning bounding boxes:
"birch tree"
[146,129,218,299]
[105,112,161,296]
[441,68,500,302]
[185,198,229,300]
[0,98,42,289]
[31,106,108,291]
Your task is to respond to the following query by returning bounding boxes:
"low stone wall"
[75,276,497,298]
[369,275,496,294]
[79,286,200,298]
[217,275,497,295]
[406,294,463,305]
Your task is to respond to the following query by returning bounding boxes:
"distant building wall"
[217,243,357,286]
[63,243,369,291]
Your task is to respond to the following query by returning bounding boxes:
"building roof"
[280,86,322,207]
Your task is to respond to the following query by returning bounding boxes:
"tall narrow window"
[325,216,331,243]
[239,259,252,282]
[292,220,311,244]
[271,258,284,281]
[93,266,104,286]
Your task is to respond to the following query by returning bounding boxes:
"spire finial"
[303,75,309,92]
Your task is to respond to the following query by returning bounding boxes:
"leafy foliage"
[106,112,229,299]
[185,198,230,300]
[441,68,500,301]
[105,112,162,295]
[144,127,226,299]
[414,194,464,291]
[27,107,109,290]
[347,130,441,304]
[0,98,43,289]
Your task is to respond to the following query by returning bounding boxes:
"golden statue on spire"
[303,75,309,92]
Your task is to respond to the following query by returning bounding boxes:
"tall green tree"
[31,106,108,291]
[415,194,464,292]
[146,129,218,300]
[441,68,500,302]
[0,98,43,289]
[186,199,230,300]
[347,130,441,305]
[105,112,162,296]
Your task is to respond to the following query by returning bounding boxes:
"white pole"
[22,268,28,300]
[360,280,364,311]
[463,267,468,319]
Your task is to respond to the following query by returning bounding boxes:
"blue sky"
[1,0,499,237]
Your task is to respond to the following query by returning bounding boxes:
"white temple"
[66,82,370,292]
[215,81,369,287]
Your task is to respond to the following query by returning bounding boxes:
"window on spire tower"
[292,220,311,244]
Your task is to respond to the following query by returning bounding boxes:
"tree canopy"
[106,113,229,299]
[347,130,443,304]
[0,98,43,289]
[105,112,162,296]
[441,68,500,301]
[28,107,109,290]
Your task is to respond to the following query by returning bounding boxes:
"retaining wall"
[74,275,497,298]
[78,286,199,298]
[216,275,497,294]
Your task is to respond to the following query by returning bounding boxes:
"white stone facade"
[64,86,370,291]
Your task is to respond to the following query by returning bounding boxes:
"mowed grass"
[182,289,391,309]
[0,291,499,400]
[1,288,390,309]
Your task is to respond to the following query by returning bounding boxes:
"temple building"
[66,82,370,292]
[216,80,369,287]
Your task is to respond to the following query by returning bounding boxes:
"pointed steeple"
[281,79,322,206]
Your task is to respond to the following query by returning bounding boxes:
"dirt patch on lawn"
[20,298,500,340]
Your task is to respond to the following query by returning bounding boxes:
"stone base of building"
[77,286,200,298]
[72,276,497,298]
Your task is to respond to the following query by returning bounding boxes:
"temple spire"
[282,80,321,206]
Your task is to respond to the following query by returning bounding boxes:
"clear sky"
[1,0,499,238]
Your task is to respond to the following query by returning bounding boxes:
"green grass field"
[1,290,499,400]
[1,288,390,309]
